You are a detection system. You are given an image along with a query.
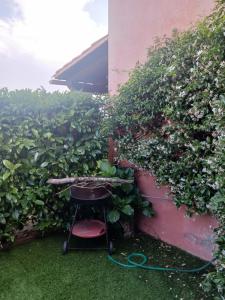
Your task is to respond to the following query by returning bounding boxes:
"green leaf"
[121,204,134,216]
[85,108,95,117]
[32,129,39,138]
[121,183,133,194]
[2,171,11,181]
[83,163,89,172]
[21,139,35,149]
[107,210,120,223]
[142,208,154,217]
[34,152,39,161]
[77,147,85,155]
[97,159,116,177]
[44,132,52,139]
[14,163,22,170]
[12,210,20,220]
[3,160,15,171]
[0,216,6,224]
[35,200,45,206]
[142,200,150,208]
[40,162,48,168]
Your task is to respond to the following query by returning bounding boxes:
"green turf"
[0,234,215,300]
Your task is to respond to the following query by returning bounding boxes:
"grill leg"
[103,206,109,248]
[67,204,79,246]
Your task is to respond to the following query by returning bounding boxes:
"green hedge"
[0,89,107,245]
[109,1,225,297]
[0,89,153,248]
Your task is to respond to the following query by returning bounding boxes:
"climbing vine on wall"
[109,0,225,297]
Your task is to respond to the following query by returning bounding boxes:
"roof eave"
[51,35,108,81]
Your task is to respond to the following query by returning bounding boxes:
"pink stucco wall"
[136,171,218,261]
[119,159,218,260]
[108,0,215,94]
[109,0,218,260]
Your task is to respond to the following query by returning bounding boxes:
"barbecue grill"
[63,183,114,255]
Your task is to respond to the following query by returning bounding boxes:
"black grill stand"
[63,194,114,255]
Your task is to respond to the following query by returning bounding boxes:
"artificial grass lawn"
[0,234,215,300]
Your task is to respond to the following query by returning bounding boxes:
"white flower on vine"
[167,65,175,72]
[197,50,203,56]
[179,91,186,97]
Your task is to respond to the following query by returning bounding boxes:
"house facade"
[108,0,214,94]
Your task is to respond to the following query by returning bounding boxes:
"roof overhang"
[50,35,108,94]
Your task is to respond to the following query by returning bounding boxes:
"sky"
[0,0,108,91]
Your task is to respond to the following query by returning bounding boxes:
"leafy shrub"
[97,160,154,224]
[0,88,108,245]
[0,89,152,248]
[109,0,225,296]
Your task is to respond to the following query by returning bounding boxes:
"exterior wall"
[136,171,218,261]
[119,160,218,260]
[108,0,215,94]
[109,0,217,260]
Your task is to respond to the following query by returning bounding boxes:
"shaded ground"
[0,233,215,300]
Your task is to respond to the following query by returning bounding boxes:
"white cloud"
[0,0,107,90]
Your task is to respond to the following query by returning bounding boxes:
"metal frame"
[63,198,113,254]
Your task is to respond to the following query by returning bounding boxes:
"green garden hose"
[108,253,216,273]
